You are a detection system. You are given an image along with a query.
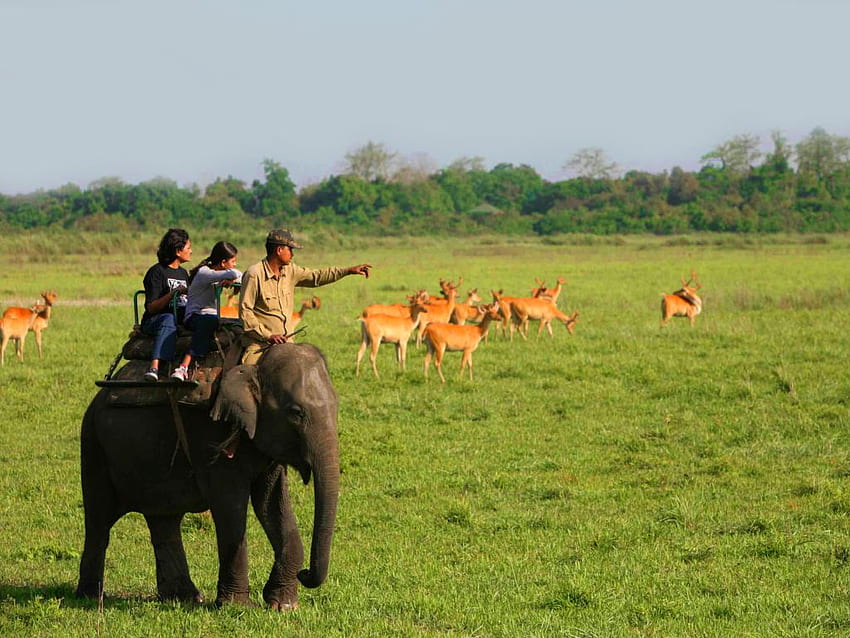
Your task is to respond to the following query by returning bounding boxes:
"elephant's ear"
[210,364,261,439]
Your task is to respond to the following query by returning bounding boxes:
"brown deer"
[423,303,501,383]
[450,288,483,325]
[661,272,703,327]
[508,296,578,339]
[416,284,458,347]
[356,299,429,378]
[533,276,567,306]
[0,290,58,364]
[289,296,321,331]
[361,290,428,319]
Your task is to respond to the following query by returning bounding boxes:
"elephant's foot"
[75,580,103,600]
[215,590,255,608]
[264,582,299,612]
[158,588,204,605]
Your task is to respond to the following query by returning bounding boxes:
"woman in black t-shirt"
[140,228,192,382]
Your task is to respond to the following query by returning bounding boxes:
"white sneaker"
[170,366,188,381]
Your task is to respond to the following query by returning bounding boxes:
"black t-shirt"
[141,263,189,324]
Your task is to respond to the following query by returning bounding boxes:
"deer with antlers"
[450,288,483,325]
[532,276,567,306]
[0,290,58,365]
[416,281,459,347]
[423,303,501,383]
[361,290,428,319]
[661,271,703,327]
[500,293,578,339]
[356,298,429,378]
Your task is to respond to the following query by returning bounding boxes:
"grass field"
[1,231,849,637]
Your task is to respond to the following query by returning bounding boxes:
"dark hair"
[188,241,238,284]
[156,228,190,265]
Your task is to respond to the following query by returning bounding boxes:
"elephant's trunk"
[297,440,339,589]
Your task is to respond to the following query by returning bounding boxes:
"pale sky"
[1,0,848,195]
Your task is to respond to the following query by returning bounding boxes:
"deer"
[288,296,321,330]
[423,303,501,383]
[361,290,428,319]
[508,296,578,339]
[533,276,567,306]
[450,288,483,325]
[219,295,239,319]
[355,299,429,378]
[1,290,58,365]
[420,277,462,310]
[661,271,703,327]
[416,284,458,347]
[490,289,534,340]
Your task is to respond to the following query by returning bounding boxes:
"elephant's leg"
[76,506,120,600]
[251,465,303,611]
[209,486,252,606]
[76,421,122,599]
[144,513,203,603]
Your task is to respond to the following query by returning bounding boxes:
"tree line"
[2,128,849,236]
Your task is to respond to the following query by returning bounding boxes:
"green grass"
[1,232,850,636]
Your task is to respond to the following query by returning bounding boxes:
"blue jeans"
[185,314,219,358]
[141,313,178,362]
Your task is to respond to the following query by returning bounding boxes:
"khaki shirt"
[239,258,348,345]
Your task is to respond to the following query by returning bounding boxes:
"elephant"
[75,343,340,610]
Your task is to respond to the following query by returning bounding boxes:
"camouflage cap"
[266,228,303,249]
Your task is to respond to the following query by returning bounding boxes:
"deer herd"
[356,276,582,382]
[0,271,705,378]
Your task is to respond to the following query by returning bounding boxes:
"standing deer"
[451,289,483,325]
[533,276,567,306]
[661,272,703,327]
[356,299,429,378]
[416,284,458,347]
[423,303,501,383]
[507,296,578,339]
[0,290,58,365]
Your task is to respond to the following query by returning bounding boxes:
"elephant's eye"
[287,405,306,421]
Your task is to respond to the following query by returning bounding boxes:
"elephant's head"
[211,343,340,589]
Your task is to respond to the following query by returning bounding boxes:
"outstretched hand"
[349,264,372,278]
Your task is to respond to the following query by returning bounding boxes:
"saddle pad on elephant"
[104,360,193,407]
[121,323,244,361]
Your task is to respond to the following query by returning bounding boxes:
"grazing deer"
[450,288,483,325]
[423,303,501,383]
[356,299,429,378]
[540,309,579,336]
[509,296,578,339]
[1,290,58,365]
[661,272,703,327]
[490,289,533,340]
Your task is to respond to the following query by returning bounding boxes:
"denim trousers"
[141,313,178,362]
[184,314,219,358]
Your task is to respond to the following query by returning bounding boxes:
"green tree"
[252,159,297,219]
[667,167,699,205]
